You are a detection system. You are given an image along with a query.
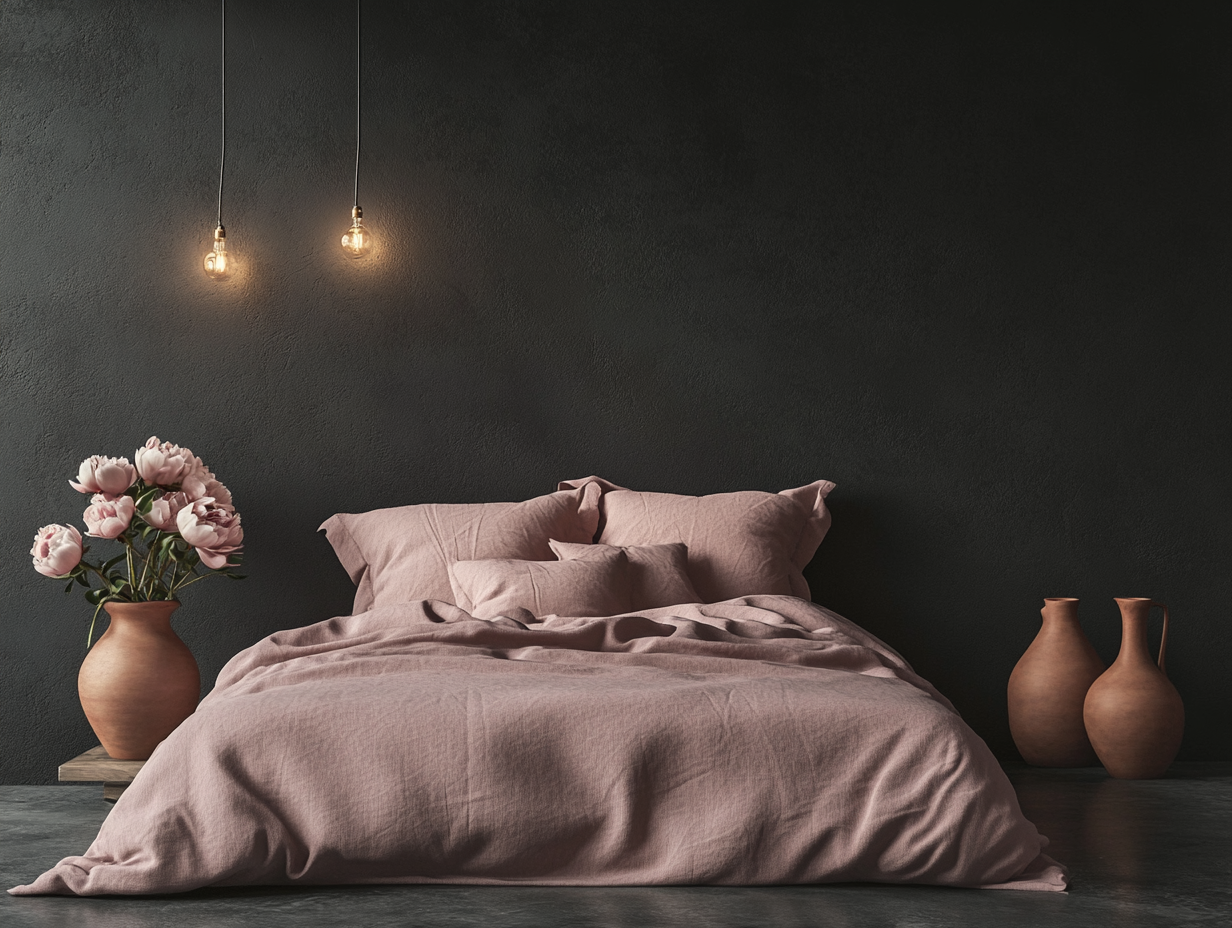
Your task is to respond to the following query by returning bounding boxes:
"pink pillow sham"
[448,546,632,619]
[550,540,701,610]
[556,477,835,603]
[320,482,602,614]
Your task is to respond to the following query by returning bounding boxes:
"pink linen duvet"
[11,595,1065,895]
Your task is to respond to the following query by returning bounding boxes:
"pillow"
[319,482,602,614]
[550,540,701,610]
[556,477,835,603]
[448,547,632,620]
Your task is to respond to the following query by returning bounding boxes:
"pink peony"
[83,493,136,539]
[144,491,191,531]
[176,499,244,569]
[180,464,235,511]
[31,524,84,577]
[69,455,136,496]
[134,437,197,487]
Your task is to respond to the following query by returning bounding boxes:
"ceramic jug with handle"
[1083,598,1184,779]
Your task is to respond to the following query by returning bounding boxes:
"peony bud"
[31,524,84,578]
[134,437,197,487]
[69,455,136,497]
[144,491,191,531]
[176,498,244,569]
[83,493,136,539]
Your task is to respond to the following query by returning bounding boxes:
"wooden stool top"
[59,746,146,799]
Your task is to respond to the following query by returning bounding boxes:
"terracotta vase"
[77,601,200,760]
[1084,598,1184,779]
[1007,597,1105,766]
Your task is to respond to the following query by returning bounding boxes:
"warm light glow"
[204,225,230,279]
[341,207,371,259]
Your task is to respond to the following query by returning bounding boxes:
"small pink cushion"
[319,483,602,613]
[557,477,835,603]
[448,547,632,619]
[550,540,701,610]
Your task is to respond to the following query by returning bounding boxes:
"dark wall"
[2,0,1229,783]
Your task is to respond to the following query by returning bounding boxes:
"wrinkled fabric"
[557,478,835,602]
[550,540,701,610]
[320,482,603,614]
[449,546,632,617]
[11,595,1065,895]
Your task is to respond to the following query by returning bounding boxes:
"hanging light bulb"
[341,206,369,258]
[204,224,229,279]
[341,0,374,259]
[204,0,232,280]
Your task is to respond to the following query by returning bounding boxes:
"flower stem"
[81,561,110,585]
[125,540,137,601]
[86,599,106,648]
[171,570,224,592]
[137,531,159,599]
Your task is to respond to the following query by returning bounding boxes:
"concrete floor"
[2,764,1229,928]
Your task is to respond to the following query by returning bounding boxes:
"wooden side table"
[59,746,146,801]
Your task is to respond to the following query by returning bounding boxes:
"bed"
[10,477,1066,895]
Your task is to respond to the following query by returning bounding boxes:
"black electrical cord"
[353,0,361,210]
[216,0,226,227]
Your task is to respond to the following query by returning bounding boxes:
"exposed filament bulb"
[203,225,230,279]
[341,206,371,259]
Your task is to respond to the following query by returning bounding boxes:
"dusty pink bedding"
[11,596,1065,895]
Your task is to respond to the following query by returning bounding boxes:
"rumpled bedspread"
[11,595,1065,894]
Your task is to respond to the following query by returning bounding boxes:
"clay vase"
[1084,598,1184,779]
[77,601,200,760]
[1007,598,1105,766]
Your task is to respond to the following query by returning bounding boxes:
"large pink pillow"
[448,547,632,619]
[557,477,835,603]
[550,540,701,610]
[320,483,602,613]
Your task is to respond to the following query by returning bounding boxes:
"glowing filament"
[204,225,230,280]
[341,206,371,259]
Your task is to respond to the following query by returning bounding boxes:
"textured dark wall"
[2,1,1229,784]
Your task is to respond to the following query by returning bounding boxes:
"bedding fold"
[11,595,1065,895]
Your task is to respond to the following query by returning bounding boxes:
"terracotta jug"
[78,601,200,760]
[1084,598,1184,779]
[1007,598,1105,766]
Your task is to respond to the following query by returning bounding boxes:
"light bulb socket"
[214,224,226,242]
[352,206,363,221]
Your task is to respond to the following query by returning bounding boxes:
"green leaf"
[64,580,75,593]
[135,486,161,512]
[75,573,91,587]
[102,554,126,573]
[227,574,247,580]
[85,589,104,605]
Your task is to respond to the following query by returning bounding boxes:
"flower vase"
[77,600,200,760]
[1007,597,1105,766]
[1083,598,1184,779]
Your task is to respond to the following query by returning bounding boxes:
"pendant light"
[203,0,230,279]
[340,0,372,259]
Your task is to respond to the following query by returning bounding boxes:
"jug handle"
[1151,601,1170,673]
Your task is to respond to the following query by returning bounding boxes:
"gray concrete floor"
[2,763,1229,927]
